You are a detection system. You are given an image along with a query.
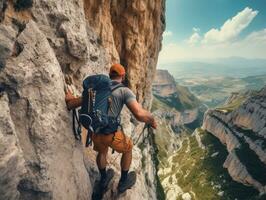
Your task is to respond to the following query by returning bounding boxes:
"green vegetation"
[188,77,244,108]
[176,84,201,110]
[216,90,259,113]
[170,132,226,200]
[152,83,200,112]
[207,113,266,185]
[178,74,266,108]
[152,71,266,199]
[234,135,266,185]
[150,130,166,200]
[154,94,184,111]
[154,120,177,164]
[208,114,266,184]
[199,131,259,200]
[156,127,262,200]
[151,96,172,112]
[234,126,266,150]
[215,95,247,112]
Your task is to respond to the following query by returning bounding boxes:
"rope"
[133,124,151,145]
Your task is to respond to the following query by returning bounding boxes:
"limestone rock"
[0,20,92,200]
[153,69,177,96]
[152,69,201,128]
[224,152,266,194]
[202,86,266,194]
[0,94,26,200]
[0,1,7,22]
[202,112,240,152]
[0,0,165,199]
[84,0,166,108]
[0,24,18,68]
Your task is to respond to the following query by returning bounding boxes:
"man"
[65,63,157,195]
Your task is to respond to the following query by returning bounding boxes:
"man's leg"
[96,147,108,182]
[92,146,115,199]
[118,149,136,193]
[109,130,136,192]
[120,149,132,182]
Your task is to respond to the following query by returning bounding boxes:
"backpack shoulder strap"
[111,83,125,92]
[72,109,81,141]
[108,83,125,119]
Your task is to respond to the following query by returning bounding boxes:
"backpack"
[79,74,124,135]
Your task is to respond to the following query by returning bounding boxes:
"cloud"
[158,7,265,64]
[231,29,266,58]
[163,30,173,37]
[244,29,266,44]
[203,7,258,44]
[192,27,200,33]
[158,29,266,64]
[188,32,201,45]
[187,28,201,45]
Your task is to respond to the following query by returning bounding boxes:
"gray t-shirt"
[108,81,136,117]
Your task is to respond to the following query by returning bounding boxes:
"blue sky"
[159,0,266,64]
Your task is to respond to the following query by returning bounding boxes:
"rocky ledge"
[202,86,266,194]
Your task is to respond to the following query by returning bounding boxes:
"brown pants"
[91,130,133,153]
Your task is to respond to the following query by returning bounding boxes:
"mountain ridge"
[152,68,266,199]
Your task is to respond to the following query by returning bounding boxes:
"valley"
[159,60,266,108]
[177,75,266,108]
[152,69,266,200]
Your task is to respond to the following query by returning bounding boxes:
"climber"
[65,63,157,196]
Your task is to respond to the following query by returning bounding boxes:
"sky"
[158,0,266,65]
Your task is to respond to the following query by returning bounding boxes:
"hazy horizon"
[159,0,266,65]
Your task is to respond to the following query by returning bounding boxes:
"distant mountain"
[152,69,209,140]
[211,57,266,68]
[159,57,266,79]
[175,74,266,108]
[152,69,201,111]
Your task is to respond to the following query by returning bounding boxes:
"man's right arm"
[126,100,157,129]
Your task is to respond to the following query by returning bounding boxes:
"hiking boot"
[100,168,115,190]
[92,168,115,200]
[117,171,137,193]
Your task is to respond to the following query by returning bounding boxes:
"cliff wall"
[0,0,165,199]
[152,69,201,127]
[202,87,266,194]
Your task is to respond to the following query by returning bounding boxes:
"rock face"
[1,20,91,200]
[84,0,165,108]
[0,94,26,200]
[0,1,165,199]
[202,86,266,194]
[153,69,177,97]
[152,69,201,127]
